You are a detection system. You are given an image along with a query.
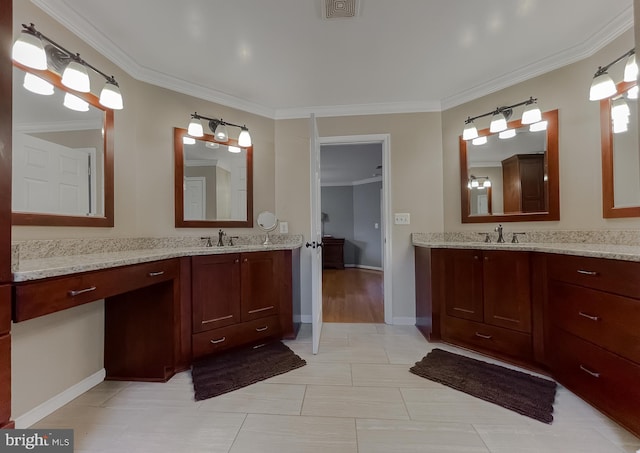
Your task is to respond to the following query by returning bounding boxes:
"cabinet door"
[441,249,483,322]
[483,250,532,333]
[192,254,241,333]
[241,251,279,321]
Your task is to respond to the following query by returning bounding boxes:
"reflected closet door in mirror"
[12,63,114,227]
[460,109,559,223]
[601,80,640,218]
[174,128,253,228]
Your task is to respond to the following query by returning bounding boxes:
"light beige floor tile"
[307,343,390,363]
[356,418,490,453]
[31,405,149,429]
[229,414,357,453]
[351,363,440,388]
[100,382,199,409]
[401,387,532,425]
[265,361,352,386]
[198,382,305,415]
[374,324,426,337]
[321,322,379,339]
[302,385,409,419]
[473,423,627,453]
[594,423,640,451]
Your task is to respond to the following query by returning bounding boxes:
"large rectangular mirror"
[460,109,559,223]
[601,80,640,218]
[12,62,114,227]
[174,127,253,228]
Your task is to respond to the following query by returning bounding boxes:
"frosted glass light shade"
[99,82,123,110]
[499,129,516,139]
[589,73,616,100]
[12,31,47,70]
[489,113,507,133]
[188,118,204,137]
[228,145,242,153]
[23,72,54,95]
[472,136,487,146]
[471,179,479,188]
[613,119,628,133]
[624,54,638,82]
[183,136,196,145]
[63,92,89,112]
[611,98,630,121]
[62,61,90,92]
[521,105,542,124]
[627,85,639,99]
[462,122,478,140]
[529,120,548,132]
[483,179,492,188]
[238,127,252,147]
[214,123,229,141]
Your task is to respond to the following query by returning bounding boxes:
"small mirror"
[256,211,278,245]
[174,127,253,228]
[460,109,559,223]
[12,63,114,226]
[601,80,640,218]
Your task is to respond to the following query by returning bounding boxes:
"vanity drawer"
[550,281,640,364]
[442,315,532,361]
[550,327,640,435]
[547,254,640,299]
[0,334,10,425]
[192,315,281,359]
[14,259,179,321]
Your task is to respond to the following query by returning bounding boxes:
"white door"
[309,114,323,354]
[13,133,92,216]
[184,176,206,220]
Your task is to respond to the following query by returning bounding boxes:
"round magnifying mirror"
[256,211,278,245]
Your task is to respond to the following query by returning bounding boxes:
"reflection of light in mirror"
[499,129,516,139]
[205,142,219,149]
[624,54,638,82]
[613,120,628,134]
[23,72,53,95]
[472,136,488,146]
[628,86,638,99]
[183,136,196,145]
[63,92,89,112]
[529,120,547,132]
[612,98,630,121]
[228,145,241,153]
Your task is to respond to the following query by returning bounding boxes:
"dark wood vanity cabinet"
[417,248,533,364]
[322,237,345,269]
[546,254,640,436]
[191,250,292,360]
[438,249,533,361]
[0,285,11,428]
[502,154,546,213]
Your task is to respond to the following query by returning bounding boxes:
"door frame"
[317,134,392,324]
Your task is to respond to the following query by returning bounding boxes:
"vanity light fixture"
[529,120,548,132]
[472,136,488,146]
[23,72,54,95]
[589,48,636,101]
[187,112,252,147]
[627,85,639,100]
[499,129,516,139]
[12,23,124,110]
[63,92,89,112]
[468,175,491,189]
[462,97,540,139]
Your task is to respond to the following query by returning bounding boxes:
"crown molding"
[33,1,633,118]
[14,119,102,133]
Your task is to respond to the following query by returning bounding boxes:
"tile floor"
[32,323,640,452]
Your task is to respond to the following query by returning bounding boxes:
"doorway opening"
[318,135,391,324]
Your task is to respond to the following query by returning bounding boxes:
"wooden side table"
[322,237,345,269]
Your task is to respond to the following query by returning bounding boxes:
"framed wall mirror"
[601,80,640,218]
[460,109,559,223]
[174,127,253,228]
[12,62,114,226]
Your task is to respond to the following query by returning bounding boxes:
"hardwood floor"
[322,268,384,323]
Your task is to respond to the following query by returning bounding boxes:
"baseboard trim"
[392,317,417,326]
[296,315,312,323]
[343,264,383,271]
[14,369,106,429]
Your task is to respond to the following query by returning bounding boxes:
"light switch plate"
[394,213,410,225]
[279,221,289,234]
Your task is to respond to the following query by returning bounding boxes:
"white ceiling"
[30,0,633,120]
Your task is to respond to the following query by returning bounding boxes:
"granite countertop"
[13,239,303,282]
[412,235,640,263]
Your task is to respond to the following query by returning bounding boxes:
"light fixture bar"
[188,112,252,146]
[592,49,635,80]
[464,97,537,125]
[14,23,123,109]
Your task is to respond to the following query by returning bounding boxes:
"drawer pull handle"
[256,326,269,332]
[578,311,600,322]
[248,306,275,314]
[577,269,598,276]
[148,271,165,277]
[210,337,226,344]
[68,286,97,297]
[579,365,600,378]
[475,332,492,339]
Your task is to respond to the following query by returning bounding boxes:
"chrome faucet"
[200,236,213,247]
[495,224,505,243]
[217,229,226,247]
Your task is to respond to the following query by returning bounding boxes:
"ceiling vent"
[324,0,358,19]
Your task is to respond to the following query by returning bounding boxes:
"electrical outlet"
[394,213,410,225]
[279,221,289,234]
